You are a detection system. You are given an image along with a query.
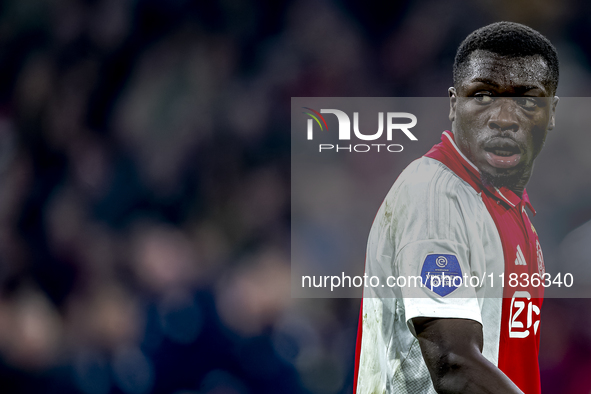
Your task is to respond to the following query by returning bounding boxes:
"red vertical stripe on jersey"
[483,196,544,394]
[353,299,364,394]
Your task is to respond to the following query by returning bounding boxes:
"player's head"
[448,22,559,195]
[453,22,559,96]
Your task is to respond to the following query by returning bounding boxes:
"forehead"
[461,50,550,94]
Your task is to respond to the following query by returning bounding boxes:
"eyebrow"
[469,78,545,94]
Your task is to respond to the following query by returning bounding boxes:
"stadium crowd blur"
[1,0,591,393]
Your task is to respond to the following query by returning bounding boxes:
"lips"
[483,139,522,169]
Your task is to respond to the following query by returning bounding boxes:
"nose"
[487,98,519,132]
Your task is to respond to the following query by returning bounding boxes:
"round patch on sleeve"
[420,254,463,297]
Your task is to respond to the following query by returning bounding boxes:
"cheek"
[458,103,489,128]
[529,113,551,152]
[455,107,488,143]
[454,122,481,160]
[525,120,549,160]
[530,127,548,155]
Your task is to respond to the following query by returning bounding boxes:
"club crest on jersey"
[536,240,545,276]
[420,254,462,297]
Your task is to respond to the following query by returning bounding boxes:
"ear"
[448,87,457,122]
[547,96,559,130]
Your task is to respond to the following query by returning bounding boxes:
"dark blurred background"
[0,0,591,393]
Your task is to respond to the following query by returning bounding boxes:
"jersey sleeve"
[396,239,482,335]
[366,160,486,336]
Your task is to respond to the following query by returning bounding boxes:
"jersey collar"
[424,131,536,215]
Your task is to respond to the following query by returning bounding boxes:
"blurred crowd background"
[1,0,591,393]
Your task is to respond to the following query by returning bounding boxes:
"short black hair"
[453,22,559,95]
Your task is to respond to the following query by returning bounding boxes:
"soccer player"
[354,22,559,394]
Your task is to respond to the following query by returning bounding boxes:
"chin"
[480,167,523,190]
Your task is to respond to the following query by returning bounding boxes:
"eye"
[474,93,494,104]
[514,97,538,109]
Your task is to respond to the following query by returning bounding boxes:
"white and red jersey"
[354,131,545,394]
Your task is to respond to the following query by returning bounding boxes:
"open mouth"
[483,140,522,169]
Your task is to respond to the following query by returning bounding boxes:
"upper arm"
[412,317,523,394]
[413,317,484,373]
